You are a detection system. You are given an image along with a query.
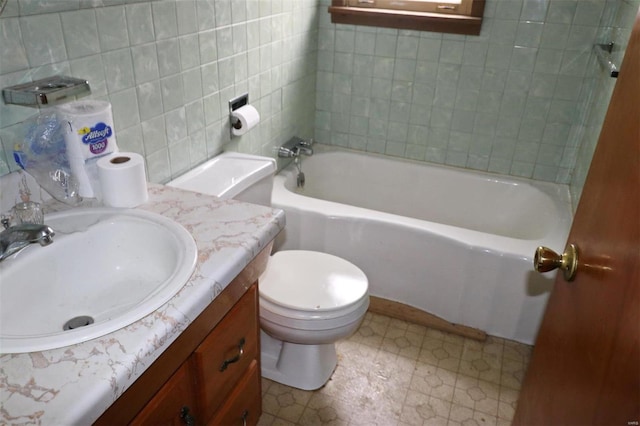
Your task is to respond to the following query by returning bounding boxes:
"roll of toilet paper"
[231,105,260,136]
[97,152,148,208]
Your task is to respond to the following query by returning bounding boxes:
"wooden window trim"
[345,0,474,16]
[328,0,485,36]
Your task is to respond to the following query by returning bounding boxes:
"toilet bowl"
[259,250,369,390]
[168,151,369,390]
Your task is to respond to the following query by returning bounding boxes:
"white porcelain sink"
[0,208,198,353]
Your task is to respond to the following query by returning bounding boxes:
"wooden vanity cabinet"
[95,245,270,426]
[207,360,261,426]
[129,362,196,426]
[193,285,259,421]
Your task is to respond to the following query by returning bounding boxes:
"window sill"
[328,1,485,36]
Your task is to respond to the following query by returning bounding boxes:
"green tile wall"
[1,0,638,210]
[315,0,637,208]
[0,0,319,183]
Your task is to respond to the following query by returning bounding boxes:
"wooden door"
[512,10,640,426]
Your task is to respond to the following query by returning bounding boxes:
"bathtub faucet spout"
[296,139,314,156]
[278,137,314,158]
[296,144,313,156]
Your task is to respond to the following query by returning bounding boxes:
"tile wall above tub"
[315,0,631,187]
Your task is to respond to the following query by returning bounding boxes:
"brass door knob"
[534,244,579,282]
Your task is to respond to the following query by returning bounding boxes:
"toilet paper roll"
[97,152,148,208]
[231,105,260,136]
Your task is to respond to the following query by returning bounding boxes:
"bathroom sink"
[0,208,198,353]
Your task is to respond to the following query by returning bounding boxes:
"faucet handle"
[38,226,55,246]
[1,217,10,230]
[299,138,314,147]
[278,146,298,158]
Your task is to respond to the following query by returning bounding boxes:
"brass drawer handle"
[219,337,245,371]
[180,406,196,426]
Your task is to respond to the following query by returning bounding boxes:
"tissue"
[231,105,260,136]
[97,152,148,208]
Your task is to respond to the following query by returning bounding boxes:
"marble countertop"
[0,183,285,425]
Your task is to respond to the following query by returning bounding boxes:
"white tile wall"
[0,0,319,183]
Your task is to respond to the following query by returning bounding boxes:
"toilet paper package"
[97,152,148,208]
[231,105,260,136]
[57,100,117,159]
[57,100,118,198]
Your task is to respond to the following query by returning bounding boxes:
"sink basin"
[0,208,198,353]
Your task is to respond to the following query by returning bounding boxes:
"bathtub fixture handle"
[278,136,313,158]
[298,138,314,148]
[278,146,298,158]
[534,244,578,282]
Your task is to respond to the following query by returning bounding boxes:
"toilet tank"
[167,152,276,207]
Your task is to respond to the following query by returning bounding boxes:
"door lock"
[534,244,579,281]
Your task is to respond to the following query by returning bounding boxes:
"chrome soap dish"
[2,75,91,107]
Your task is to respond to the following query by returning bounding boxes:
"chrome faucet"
[277,137,314,189]
[296,140,314,156]
[0,219,55,262]
[278,137,314,158]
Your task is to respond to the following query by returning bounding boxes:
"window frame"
[345,0,474,16]
[328,0,486,36]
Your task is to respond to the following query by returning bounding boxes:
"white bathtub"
[272,147,572,344]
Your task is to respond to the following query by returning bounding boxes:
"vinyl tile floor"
[258,312,532,426]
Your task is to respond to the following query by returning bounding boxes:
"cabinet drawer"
[130,362,196,426]
[207,360,261,426]
[193,285,258,420]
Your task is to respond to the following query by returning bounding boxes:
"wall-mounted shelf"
[593,43,619,78]
[2,76,91,107]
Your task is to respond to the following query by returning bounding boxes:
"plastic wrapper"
[13,111,81,205]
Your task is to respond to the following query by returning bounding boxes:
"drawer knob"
[219,337,245,371]
[242,409,249,426]
[180,406,196,426]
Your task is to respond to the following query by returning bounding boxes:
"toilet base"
[260,330,337,390]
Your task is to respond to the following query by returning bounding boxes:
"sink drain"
[63,316,94,330]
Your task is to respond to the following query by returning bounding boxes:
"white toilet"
[169,152,369,390]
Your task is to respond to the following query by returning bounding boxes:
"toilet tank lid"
[167,152,276,199]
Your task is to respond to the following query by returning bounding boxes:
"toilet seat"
[260,250,368,314]
[259,250,369,345]
[260,296,369,330]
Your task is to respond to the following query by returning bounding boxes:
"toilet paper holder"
[229,92,249,133]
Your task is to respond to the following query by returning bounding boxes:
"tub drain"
[63,316,94,330]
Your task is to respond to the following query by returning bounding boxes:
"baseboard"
[368,296,487,341]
